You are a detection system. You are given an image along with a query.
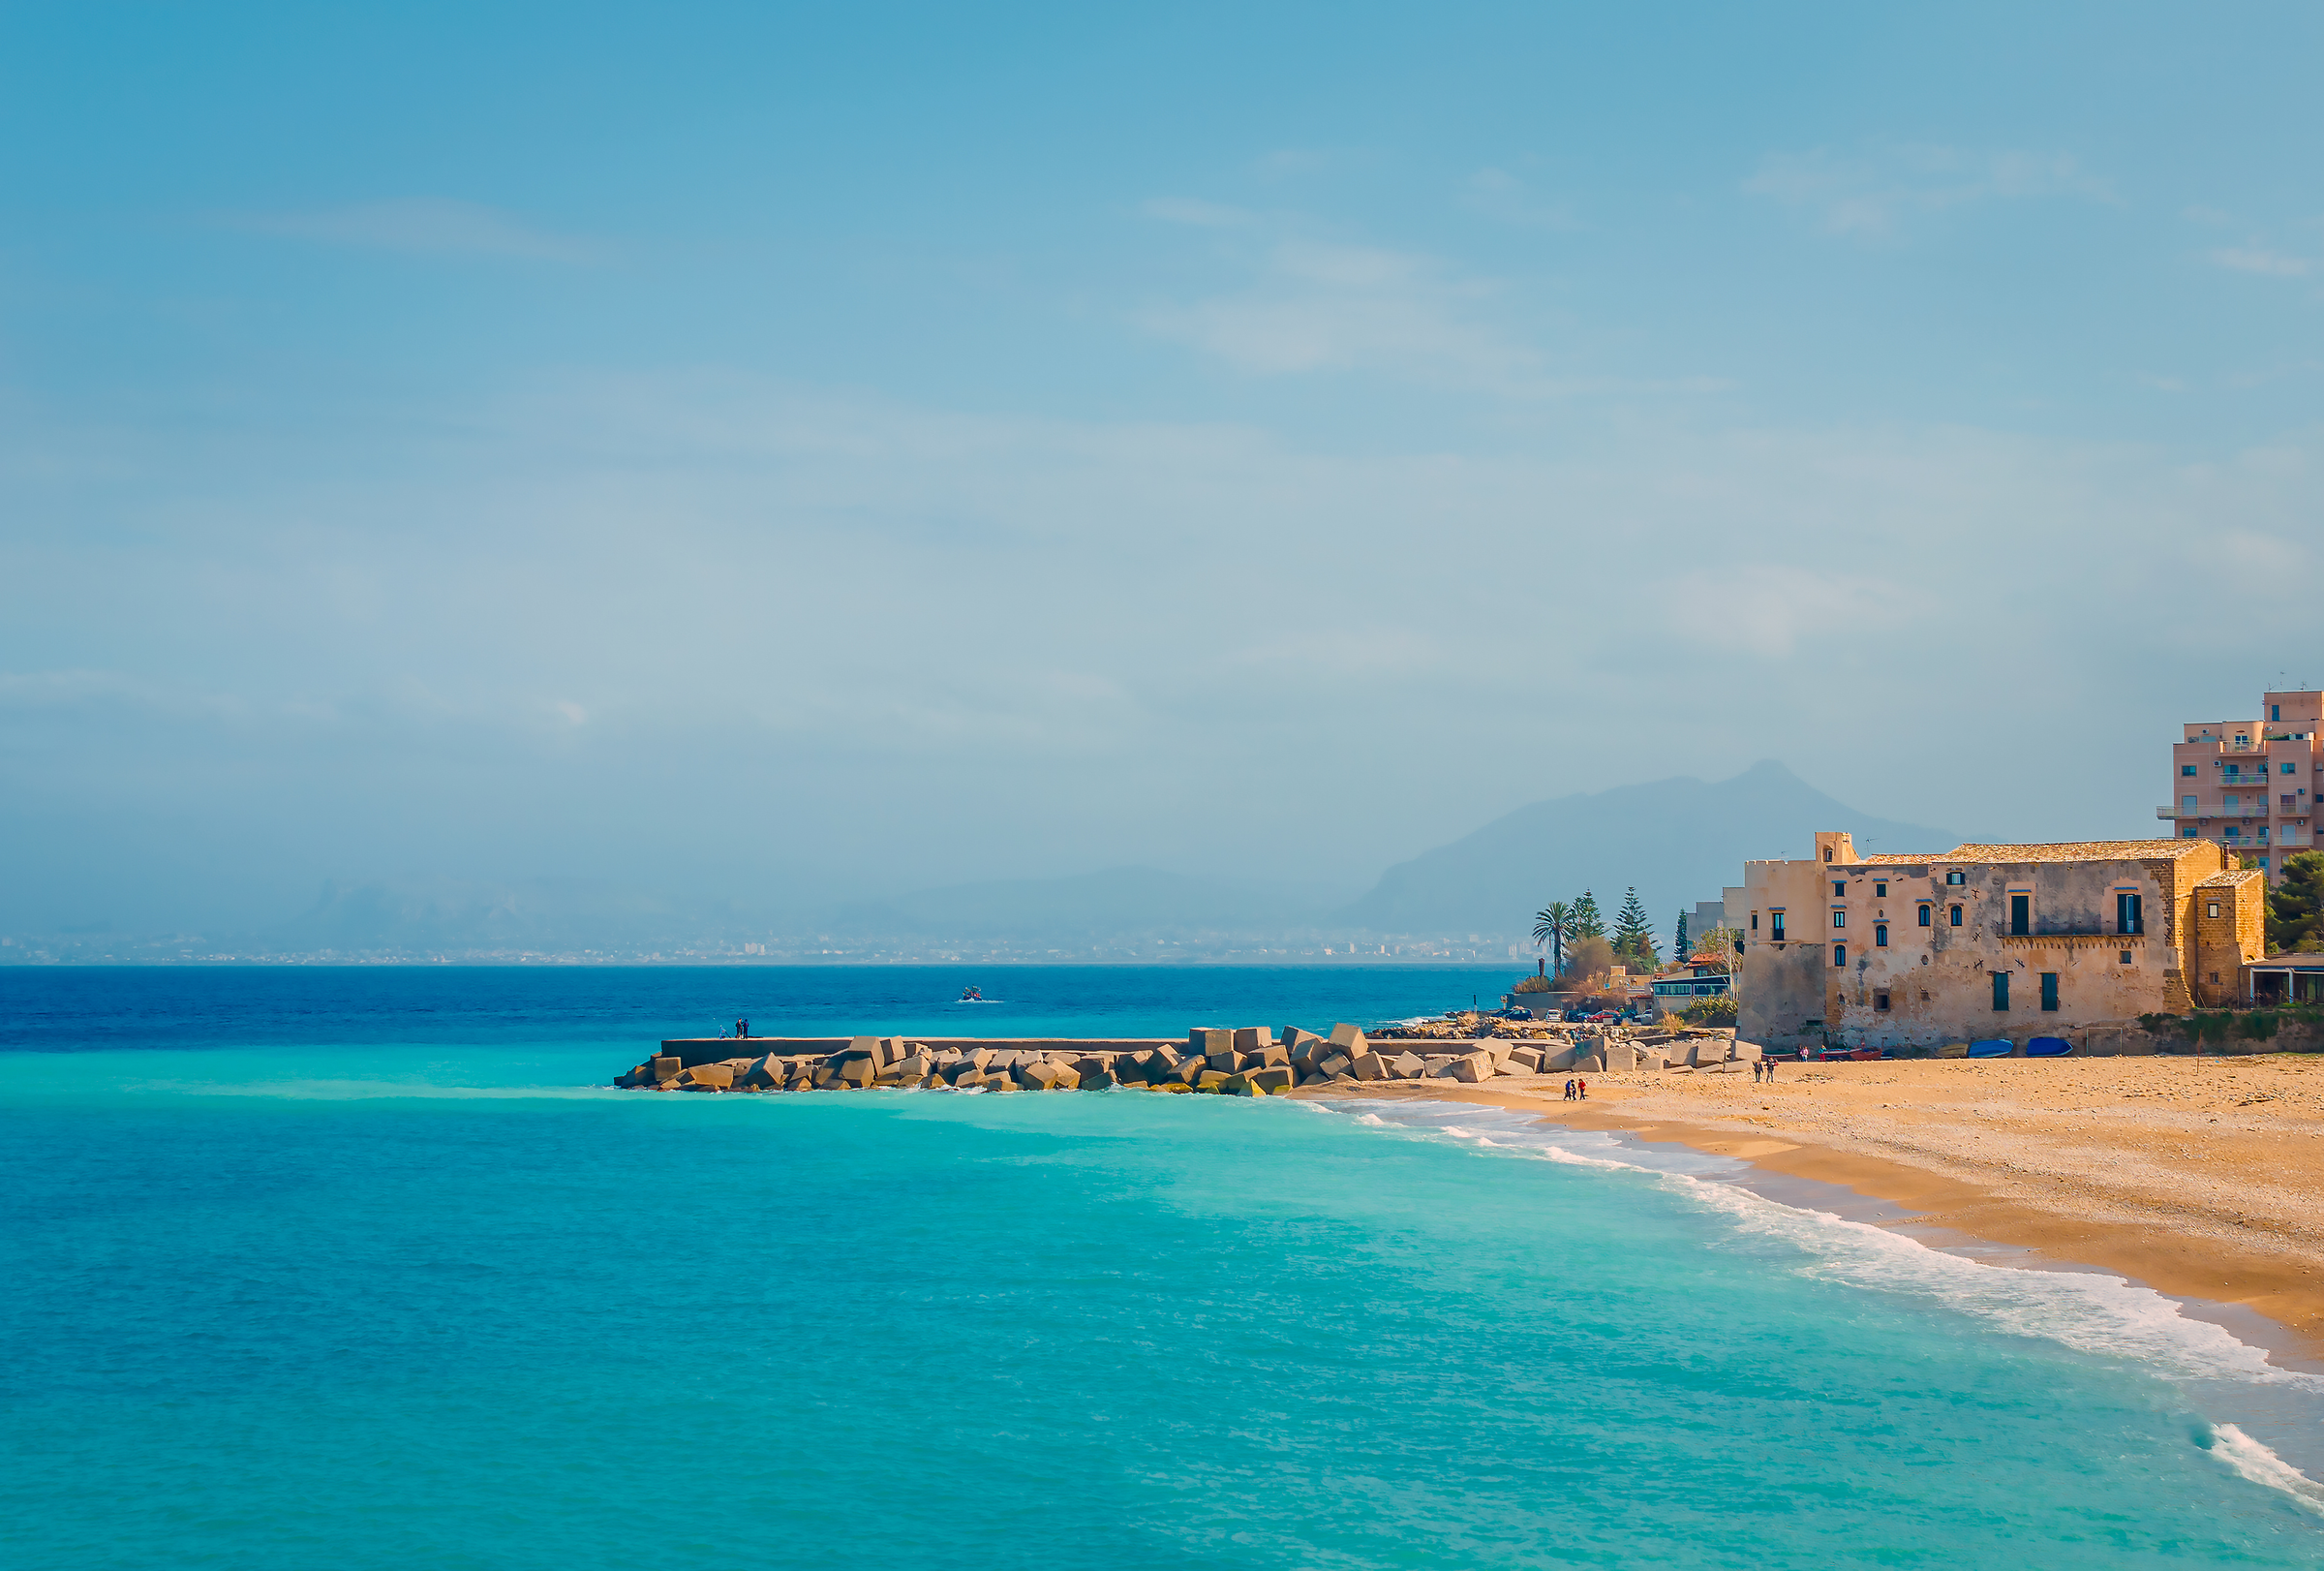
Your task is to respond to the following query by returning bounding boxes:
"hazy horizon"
[5,4,2320,943]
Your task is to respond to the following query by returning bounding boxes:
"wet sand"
[1296,1054,2324,1361]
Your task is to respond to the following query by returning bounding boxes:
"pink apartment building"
[2164,689,2322,883]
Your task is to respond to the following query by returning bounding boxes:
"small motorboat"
[2027,1036,2071,1057]
[958,986,985,1002]
[1968,1039,2013,1059]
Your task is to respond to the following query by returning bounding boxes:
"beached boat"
[2027,1036,2071,1057]
[1968,1039,2013,1058]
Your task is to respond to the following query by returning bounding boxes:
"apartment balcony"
[2156,806,2182,819]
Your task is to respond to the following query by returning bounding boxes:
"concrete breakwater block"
[616,1026,1594,1096]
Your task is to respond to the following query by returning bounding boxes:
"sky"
[4,1,2323,936]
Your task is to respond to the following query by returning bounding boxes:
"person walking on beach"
[1576,1076,1588,1100]
[1752,1059,1763,1084]
[1763,1057,1776,1081]
[1563,1077,1575,1101]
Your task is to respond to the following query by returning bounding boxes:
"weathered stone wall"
[1738,836,2238,1051]
[2192,871,2268,1007]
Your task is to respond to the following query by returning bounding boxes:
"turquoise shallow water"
[7,970,2324,1566]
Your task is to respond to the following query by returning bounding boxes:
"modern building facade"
[1733,831,2261,1052]
[2163,688,2322,884]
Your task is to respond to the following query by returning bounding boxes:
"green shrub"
[2239,1011,2280,1041]
[1679,996,1738,1026]
[1513,974,1555,994]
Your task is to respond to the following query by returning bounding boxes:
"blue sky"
[4,2,2322,932]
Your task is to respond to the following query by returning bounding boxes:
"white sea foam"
[2206,1424,2324,1511]
[1318,1097,2324,1396]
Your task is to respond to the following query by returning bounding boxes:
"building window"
[2286,762,2299,775]
[1946,870,1965,885]
[2117,892,2143,935]
[2274,704,2282,722]
[2224,794,2240,811]
[2040,972,2060,1011]
[1832,879,1847,896]
[1770,910,1785,940]
[1992,972,2009,1010]
[1949,905,1963,926]
[1833,943,1847,967]
[2207,901,2221,918]
[1823,847,1834,863]
[2183,795,2197,812]
[2183,764,2197,776]
[1917,904,1932,927]
[1874,880,1887,898]
[2120,950,2133,965]
[1875,922,1889,947]
[2183,828,2198,839]
[1874,990,1890,1012]
[1831,909,1846,929]
[1751,912,1758,931]
[2010,894,2031,936]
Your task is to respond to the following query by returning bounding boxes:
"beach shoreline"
[1293,1056,2324,1369]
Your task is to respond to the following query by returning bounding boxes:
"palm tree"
[1532,902,1572,976]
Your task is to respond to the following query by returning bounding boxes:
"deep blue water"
[6,968,2324,1567]
[0,963,1517,1053]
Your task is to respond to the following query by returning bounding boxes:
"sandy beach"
[1300,1054,2324,1358]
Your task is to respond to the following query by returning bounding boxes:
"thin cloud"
[1460,168,1580,231]
[227,199,605,262]
[1133,217,1544,390]
[2211,246,2311,277]
[1744,145,2112,238]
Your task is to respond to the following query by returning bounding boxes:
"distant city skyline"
[4,3,2321,939]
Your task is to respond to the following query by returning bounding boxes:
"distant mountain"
[243,764,1955,958]
[271,876,714,951]
[829,866,1335,942]
[1338,760,1961,942]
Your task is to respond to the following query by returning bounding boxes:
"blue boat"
[1968,1039,2013,1059]
[2027,1036,2071,1057]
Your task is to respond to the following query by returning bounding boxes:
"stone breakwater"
[615,1022,1759,1094]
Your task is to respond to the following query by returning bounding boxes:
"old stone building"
[1733,832,2263,1052]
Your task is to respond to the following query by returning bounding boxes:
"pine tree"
[1673,910,1691,963]
[2269,850,2324,953]
[1612,886,1657,967]
[1569,889,1605,940]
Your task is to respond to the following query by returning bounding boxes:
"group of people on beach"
[1562,1077,1588,1100]
[1753,1058,1777,1083]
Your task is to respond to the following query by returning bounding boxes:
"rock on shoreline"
[614,1022,1760,1094]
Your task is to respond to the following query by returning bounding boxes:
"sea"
[6,964,2324,1567]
